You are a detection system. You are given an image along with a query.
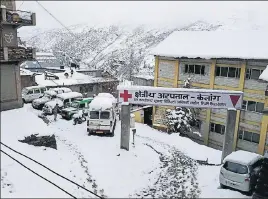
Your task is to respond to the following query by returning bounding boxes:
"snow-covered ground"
[1,105,249,198]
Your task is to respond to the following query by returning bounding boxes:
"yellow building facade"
[153,56,268,156]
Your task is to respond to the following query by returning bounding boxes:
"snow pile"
[151,31,268,60]
[259,65,268,81]
[89,96,114,111]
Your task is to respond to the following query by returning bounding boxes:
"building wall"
[1,64,23,111]
[20,75,37,89]
[153,56,268,155]
[132,77,153,86]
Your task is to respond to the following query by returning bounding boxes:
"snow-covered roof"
[20,68,34,76]
[56,92,83,100]
[97,93,115,99]
[36,52,55,57]
[35,69,117,87]
[23,85,46,90]
[223,150,263,166]
[133,74,154,80]
[50,87,72,93]
[259,65,268,81]
[89,96,115,111]
[151,31,268,60]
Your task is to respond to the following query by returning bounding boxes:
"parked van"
[219,150,264,194]
[22,86,48,103]
[42,92,83,114]
[61,97,94,120]
[32,87,72,110]
[87,95,117,136]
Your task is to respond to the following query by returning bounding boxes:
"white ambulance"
[87,94,117,137]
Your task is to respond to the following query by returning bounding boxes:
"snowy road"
[1,105,250,198]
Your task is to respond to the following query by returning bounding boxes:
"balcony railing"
[0,47,36,62]
[1,8,36,27]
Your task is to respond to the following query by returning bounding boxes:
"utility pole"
[221,108,237,163]
[120,103,131,151]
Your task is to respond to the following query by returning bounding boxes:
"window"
[223,161,248,174]
[90,111,99,119]
[239,130,260,144]
[34,89,40,94]
[40,88,46,93]
[215,66,240,78]
[242,100,264,113]
[184,64,205,75]
[79,103,85,109]
[210,122,225,134]
[100,111,110,119]
[27,90,33,94]
[246,68,264,80]
[194,119,201,129]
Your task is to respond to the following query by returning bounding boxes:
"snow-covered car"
[87,95,117,136]
[60,98,93,120]
[42,99,64,115]
[42,92,83,115]
[219,150,263,194]
[32,87,72,110]
[32,90,57,110]
[22,86,48,103]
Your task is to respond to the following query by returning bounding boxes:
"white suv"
[219,150,263,194]
[22,86,47,103]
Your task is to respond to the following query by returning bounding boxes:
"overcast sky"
[16,1,268,30]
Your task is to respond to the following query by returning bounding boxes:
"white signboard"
[117,85,243,109]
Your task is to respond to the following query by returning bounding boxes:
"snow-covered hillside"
[19,16,268,79]
[19,21,222,78]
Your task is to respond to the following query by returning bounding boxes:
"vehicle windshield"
[90,111,99,119]
[71,102,79,108]
[100,111,110,119]
[224,161,248,174]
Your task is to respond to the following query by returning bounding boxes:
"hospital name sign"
[117,86,243,109]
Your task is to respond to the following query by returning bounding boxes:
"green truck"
[61,98,93,120]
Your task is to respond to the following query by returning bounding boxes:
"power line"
[35,1,77,39]
[1,149,77,199]
[18,1,25,10]
[1,142,104,199]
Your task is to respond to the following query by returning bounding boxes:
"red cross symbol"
[120,90,132,102]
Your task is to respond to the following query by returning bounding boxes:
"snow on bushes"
[165,78,200,136]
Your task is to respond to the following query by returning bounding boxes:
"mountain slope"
[21,21,223,79]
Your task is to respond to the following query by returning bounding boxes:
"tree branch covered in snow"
[165,78,201,136]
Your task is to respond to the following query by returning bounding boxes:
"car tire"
[220,183,226,189]
[88,131,92,136]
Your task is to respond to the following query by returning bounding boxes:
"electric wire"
[18,1,25,10]
[1,142,104,199]
[1,149,77,199]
